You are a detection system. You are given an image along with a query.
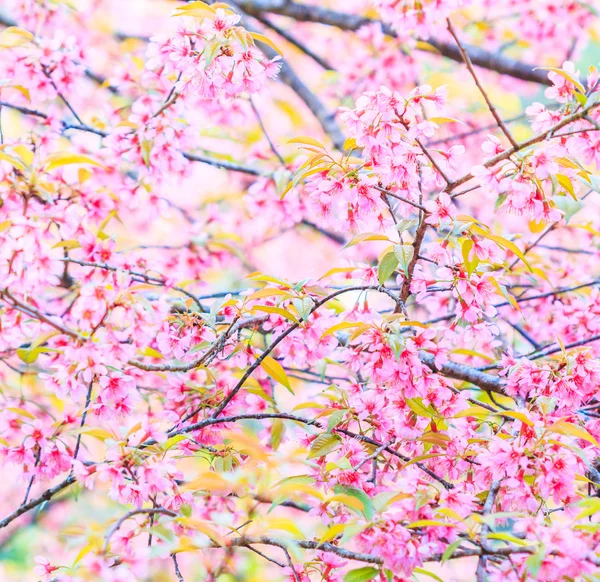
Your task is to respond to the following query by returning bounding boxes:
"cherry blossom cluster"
[146,7,281,101]
[1,0,600,581]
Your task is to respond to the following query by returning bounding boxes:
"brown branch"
[0,101,268,177]
[249,95,286,165]
[528,333,600,361]
[476,480,502,581]
[60,258,205,311]
[399,218,429,305]
[374,186,427,211]
[301,220,346,244]
[415,137,452,184]
[72,381,94,461]
[425,277,600,325]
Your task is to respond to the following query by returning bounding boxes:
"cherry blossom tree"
[1,0,600,580]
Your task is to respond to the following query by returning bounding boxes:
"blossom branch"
[446,100,600,193]
[210,285,405,418]
[337,428,454,489]
[129,316,269,373]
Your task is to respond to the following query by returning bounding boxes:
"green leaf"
[203,39,222,68]
[16,346,56,364]
[393,244,414,276]
[462,238,479,276]
[141,140,152,167]
[377,252,399,285]
[343,232,391,249]
[526,547,547,577]
[553,194,583,224]
[333,485,374,520]
[320,321,370,339]
[327,409,347,432]
[413,567,444,582]
[344,567,379,582]
[406,397,437,418]
[72,542,96,566]
[249,31,283,55]
[575,497,600,520]
[441,539,463,563]
[286,135,325,149]
[340,522,370,544]
[396,218,418,233]
[486,532,530,546]
[537,66,585,94]
[555,174,576,199]
[471,224,532,272]
[320,522,347,543]
[293,296,315,322]
[428,116,466,126]
[308,433,341,459]
[163,434,186,451]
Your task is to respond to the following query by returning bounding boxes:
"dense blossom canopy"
[1,0,600,581]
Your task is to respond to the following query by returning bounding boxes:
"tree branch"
[229,0,551,86]
[0,475,77,529]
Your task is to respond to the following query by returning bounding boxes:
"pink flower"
[424,192,454,227]
[33,557,59,580]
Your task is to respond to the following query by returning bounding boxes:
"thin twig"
[103,508,177,553]
[171,553,185,582]
[249,96,286,164]
[447,19,518,148]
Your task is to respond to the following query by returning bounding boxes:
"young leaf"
[173,1,216,18]
[320,321,370,339]
[45,153,104,172]
[547,421,599,446]
[413,568,444,582]
[308,433,341,459]
[343,232,391,249]
[286,136,325,149]
[344,567,379,582]
[333,485,374,520]
[441,539,463,562]
[249,32,283,55]
[260,355,293,393]
[378,252,399,285]
[327,408,347,431]
[393,244,414,276]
